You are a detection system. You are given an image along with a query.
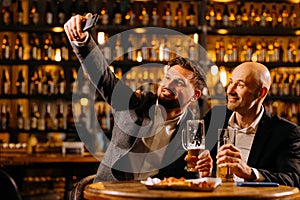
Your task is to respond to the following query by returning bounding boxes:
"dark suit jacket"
[203,106,300,188]
[72,35,198,182]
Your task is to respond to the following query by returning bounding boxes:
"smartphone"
[82,14,99,32]
[236,182,279,187]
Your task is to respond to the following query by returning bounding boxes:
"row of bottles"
[97,1,198,27]
[214,37,300,63]
[206,2,298,28]
[265,101,300,126]
[1,33,69,61]
[0,103,74,132]
[98,33,199,62]
[270,72,300,97]
[1,0,72,26]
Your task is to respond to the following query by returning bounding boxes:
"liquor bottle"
[30,103,40,131]
[215,8,222,27]
[235,3,243,27]
[16,0,24,24]
[99,1,109,25]
[66,104,75,131]
[175,3,184,27]
[36,69,43,95]
[114,34,124,61]
[260,4,267,27]
[113,1,122,25]
[271,73,278,96]
[215,39,220,62]
[241,8,248,27]
[277,7,283,27]
[267,42,274,62]
[29,34,40,60]
[245,38,253,61]
[298,38,300,62]
[151,6,159,26]
[295,74,300,96]
[141,35,149,61]
[1,5,12,25]
[219,38,225,62]
[222,4,229,27]
[14,34,24,60]
[248,3,255,27]
[81,72,90,95]
[228,8,236,27]
[265,9,272,27]
[186,2,196,27]
[150,35,158,61]
[188,40,197,61]
[206,1,215,27]
[126,35,135,61]
[55,104,65,130]
[16,69,26,95]
[102,34,111,61]
[0,104,9,131]
[289,5,297,28]
[16,104,25,130]
[69,68,78,94]
[163,3,172,27]
[57,0,66,25]
[44,104,53,131]
[79,106,87,129]
[60,34,69,61]
[290,103,298,125]
[281,4,289,28]
[139,4,149,26]
[29,0,39,25]
[261,38,267,62]
[271,4,277,28]
[232,38,238,62]
[97,103,108,132]
[2,34,10,60]
[1,69,10,95]
[56,69,66,95]
[287,39,296,63]
[254,8,261,26]
[174,39,182,58]
[124,2,135,26]
[42,71,54,96]
[283,73,290,96]
[29,70,37,95]
[273,38,280,62]
[45,0,54,25]
[43,34,53,61]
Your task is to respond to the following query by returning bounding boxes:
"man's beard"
[158,98,181,109]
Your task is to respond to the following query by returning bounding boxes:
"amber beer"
[217,128,236,182]
[186,146,205,172]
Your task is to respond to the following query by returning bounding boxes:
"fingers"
[195,150,213,176]
[64,14,87,41]
[216,144,242,167]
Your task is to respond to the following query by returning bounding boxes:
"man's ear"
[258,86,268,99]
[191,89,201,101]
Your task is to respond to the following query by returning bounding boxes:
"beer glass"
[182,120,205,172]
[217,128,236,182]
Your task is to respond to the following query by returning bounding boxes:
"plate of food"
[140,177,222,191]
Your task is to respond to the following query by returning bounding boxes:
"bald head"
[233,62,271,90]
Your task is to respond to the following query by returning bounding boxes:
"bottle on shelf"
[16,0,24,25]
[283,73,290,96]
[29,34,41,60]
[289,5,297,28]
[228,8,236,27]
[56,69,66,95]
[29,0,39,25]
[30,103,40,131]
[151,6,159,26]
[60,34,69,61]
[99,1,109,25]
[57,0,66,25]
[298,38,300,62]
[42,71,55,96]
[101,34,111,61]
[29,70,37,95]
[97,103,108,132]
[222,4,229,27]
[186,2,196,27]
[188,39,197,61]
[235,2,242,27]
[174,3,184,27]
[260,4,267,27]
[241,8,248,27]
[215,8,222,27]
[139,3,149,26]
[79,105,87,129]
[150,35,158,61]
[163,3,172,27]
[141,35,149,61]
[281,4,289,28]
[287,39,296,63]
[270,4,277,28]
[114,34,124,61]
[1,4,13,25]
[69,68,78,94]
[248,3,255,27]
[66,104,75,131]
[16,69,26,95]
[113,1,122,25]
[126,34,135,61]
[206,1,215,27]
[43,34,53,61]
[270,73,278,96]
[44,104,53,131]
[45,0,54,25]
[0,104,9,131]
[14,34,24,60]
[16,104,25,131]
[1,69,10,95]
[55,104,65,131]
[2,34,10,60]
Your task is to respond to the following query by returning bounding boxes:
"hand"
[216,144,255,180]
[64,13,93,42]
[195,150,213,177]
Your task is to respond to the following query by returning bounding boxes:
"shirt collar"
[228,106,264,133]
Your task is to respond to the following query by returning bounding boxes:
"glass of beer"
[217,128,236,182]
[182,120,205,172]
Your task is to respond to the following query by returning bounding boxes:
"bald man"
[199,62,300,188]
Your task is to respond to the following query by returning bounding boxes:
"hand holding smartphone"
[82,14,99,32]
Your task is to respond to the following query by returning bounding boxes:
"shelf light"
[295,30,300,36]
[216,29,229,35]
[55,49,61,62]
[52,27,64,33]
[97,32,105,45]
[219,68,227,87]
[193,33,199,44]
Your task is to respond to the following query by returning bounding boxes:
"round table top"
[84,181,300,200]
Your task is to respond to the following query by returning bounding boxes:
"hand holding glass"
[182,120,205,172]
[217,128,236,182]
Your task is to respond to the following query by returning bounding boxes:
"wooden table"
[84,181,300,200]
